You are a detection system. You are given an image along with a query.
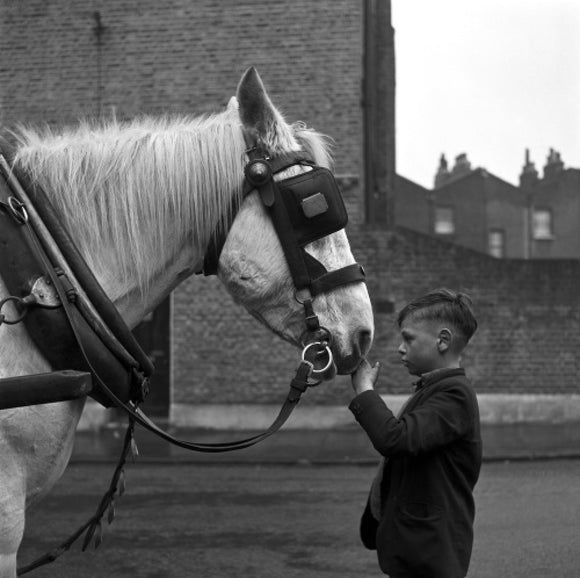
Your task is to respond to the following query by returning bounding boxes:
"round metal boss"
[245,159,272,186]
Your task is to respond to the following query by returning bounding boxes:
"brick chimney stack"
[519,148,539,189]
[543,148,564,179]
[451,153,472,178]
[434,154,450,188]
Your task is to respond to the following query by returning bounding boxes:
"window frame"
[532,207,554,241]
[488,228,505,258]
[433,205,455,236]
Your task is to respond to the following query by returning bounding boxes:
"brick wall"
[2,0,580,409]
[173,216,580,406]
[353,226,580,397]
[0,0,364,175]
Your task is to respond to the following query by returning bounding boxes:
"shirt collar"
[414,367,466,390]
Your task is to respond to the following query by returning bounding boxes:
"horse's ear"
[236,67,282,145]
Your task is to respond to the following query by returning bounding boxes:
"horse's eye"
[240,274,251,281]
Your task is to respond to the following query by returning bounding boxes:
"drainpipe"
[93,11,105,117]
[362,0,396,228]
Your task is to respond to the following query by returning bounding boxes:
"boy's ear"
[437,328,452,353]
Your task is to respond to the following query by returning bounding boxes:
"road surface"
[18,459,580,577]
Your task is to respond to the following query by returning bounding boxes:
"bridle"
[197,142,366,378]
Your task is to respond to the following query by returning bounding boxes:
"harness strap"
[258,179,313,290]
[17,419,138,575]
[310,263,367,297]
[0,154,154,377]
[198,151,312,276]
[0,159,147,407]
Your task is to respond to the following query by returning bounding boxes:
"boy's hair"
[397,288,478,346]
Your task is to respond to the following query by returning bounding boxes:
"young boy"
[349,288,482,578]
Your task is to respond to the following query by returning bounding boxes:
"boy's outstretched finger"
[368,361,381,382]
[351,359,380,393]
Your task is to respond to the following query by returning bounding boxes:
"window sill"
[533,236,555,242]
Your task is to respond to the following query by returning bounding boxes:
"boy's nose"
[398,343,406,355]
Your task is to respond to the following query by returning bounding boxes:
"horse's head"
[211,67,374,377]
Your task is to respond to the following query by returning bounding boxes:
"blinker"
[198,150,363,294]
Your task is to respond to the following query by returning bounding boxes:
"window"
[532,208,553,240]
[488,229,505,258]
[434,206,455,235]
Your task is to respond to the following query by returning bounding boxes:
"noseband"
[196,144,366,379]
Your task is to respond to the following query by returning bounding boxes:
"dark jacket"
[349,368,482,578]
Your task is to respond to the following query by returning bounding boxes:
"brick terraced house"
[415,149,580,260]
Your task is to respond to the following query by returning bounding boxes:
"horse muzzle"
[334,326,374,375]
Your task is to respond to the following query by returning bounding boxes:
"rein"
[0,153,324,451]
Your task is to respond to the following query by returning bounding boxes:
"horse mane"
[292,122,334,171]
[8,111,333,292]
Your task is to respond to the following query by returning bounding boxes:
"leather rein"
[0,145,364,452]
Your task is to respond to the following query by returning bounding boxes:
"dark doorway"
[132,296,171,418]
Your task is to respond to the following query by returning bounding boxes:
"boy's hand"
[351,359,380,395]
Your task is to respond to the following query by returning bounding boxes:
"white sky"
[392,0,580,189]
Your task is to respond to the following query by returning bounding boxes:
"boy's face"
[397,315,445,376]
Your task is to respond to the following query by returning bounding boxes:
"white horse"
[0,67,373,576]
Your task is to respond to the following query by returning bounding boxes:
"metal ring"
[301,342,333,375]
[7,197,28,224]
[0,296,27,325]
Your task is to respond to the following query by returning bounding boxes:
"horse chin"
[333,354,362,376]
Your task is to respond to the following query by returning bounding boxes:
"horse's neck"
[15,112,246,326]
[58,154,213,326]
[105,242,199,328]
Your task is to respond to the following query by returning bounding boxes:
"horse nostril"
[354,328,373,358]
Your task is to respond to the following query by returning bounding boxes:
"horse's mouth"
[334,353,362,376]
